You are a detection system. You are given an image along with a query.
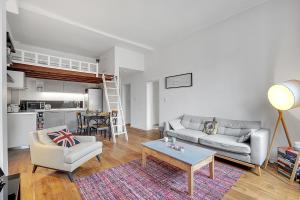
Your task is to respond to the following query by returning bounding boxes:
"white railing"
[11,49,99,77]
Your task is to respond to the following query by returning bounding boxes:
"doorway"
[146,81,159,130]
[122,84,131,125]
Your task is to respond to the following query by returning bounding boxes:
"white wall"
[100,47,116,75]
[0,0,8,174]
[115,46,145,71]
[100,46,145,76]
[123,0,300,160]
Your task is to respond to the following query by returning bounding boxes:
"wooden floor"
[8,127,300,200]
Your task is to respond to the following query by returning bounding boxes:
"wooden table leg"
[188,166,194,196]
[142,148,147,167]
[209,156,214,179]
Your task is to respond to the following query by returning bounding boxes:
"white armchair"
[29,125,102,181]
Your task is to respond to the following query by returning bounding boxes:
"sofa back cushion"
[181,115,213,131]
[169,119,185,130]
[215,118,261,137]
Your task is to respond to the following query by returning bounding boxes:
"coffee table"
[142,140,216,195]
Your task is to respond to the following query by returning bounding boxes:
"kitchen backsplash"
[20,100,84,110]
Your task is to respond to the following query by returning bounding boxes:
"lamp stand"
[263,110,293,169]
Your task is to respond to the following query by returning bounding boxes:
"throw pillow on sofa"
[48,129,80,148]
[169,119,185,130]
[237,131,252,143]
[203,118,218,135]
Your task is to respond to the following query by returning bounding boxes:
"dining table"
[82,112,116,137]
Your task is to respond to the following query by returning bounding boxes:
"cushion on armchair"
[38,125,68,145]
[48,129,80,148]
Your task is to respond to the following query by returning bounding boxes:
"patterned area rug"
[75,157,244,200]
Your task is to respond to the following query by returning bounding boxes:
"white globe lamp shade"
[268,80,300,111]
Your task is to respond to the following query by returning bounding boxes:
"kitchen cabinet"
[64,111,78,132]
[44,111,65,128]
[43,79,64,92]
[8,113,36,148]
[7,70,25,89]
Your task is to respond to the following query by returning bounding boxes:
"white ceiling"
[7,0,268,58]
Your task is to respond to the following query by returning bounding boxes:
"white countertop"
[8,108,86,114]
[8,112,36,115]
[35,108,86,112]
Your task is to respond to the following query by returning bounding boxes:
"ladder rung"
[113,124,126,127]
[107,87,118,90]
[108,95,118,97]
[114,132,127,135]
[109,102,119,104]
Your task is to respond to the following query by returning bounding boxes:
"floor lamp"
[263,80,300,169]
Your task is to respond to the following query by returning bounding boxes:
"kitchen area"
[7,70,103,148]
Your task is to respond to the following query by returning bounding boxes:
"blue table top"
[142,139,216,165]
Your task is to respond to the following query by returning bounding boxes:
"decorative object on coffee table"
[277,147,300,183]
[165,73,192,89]
[142,140,216,195]
[264,80,300,169]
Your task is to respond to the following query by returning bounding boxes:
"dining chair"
[90,118,109,137]
[76,112,88,135]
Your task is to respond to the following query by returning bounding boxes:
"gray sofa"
[164,115,269,175]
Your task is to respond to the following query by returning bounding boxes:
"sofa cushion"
[64,141,102,164]
[181,115,213,131]
[215,118,260,137]
[203,118,218,135]
[237,131,252,143]
[169,119,185,130]
[199,134,251,154]
[166,129,207,143]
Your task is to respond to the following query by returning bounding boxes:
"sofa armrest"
[164,121,171,132]
[250,129,269,166]
[30,142,69,170]
[76,136,96,143]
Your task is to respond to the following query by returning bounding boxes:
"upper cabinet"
[7,70,25,89]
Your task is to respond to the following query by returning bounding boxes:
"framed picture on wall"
[165,73,193,89]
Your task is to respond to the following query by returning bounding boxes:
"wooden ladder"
[102,74,128,143]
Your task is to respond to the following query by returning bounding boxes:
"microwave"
[26,101,45,110]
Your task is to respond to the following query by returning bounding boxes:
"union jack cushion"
[47,129,80,148]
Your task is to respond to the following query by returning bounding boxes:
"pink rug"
[75,157,244,200]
